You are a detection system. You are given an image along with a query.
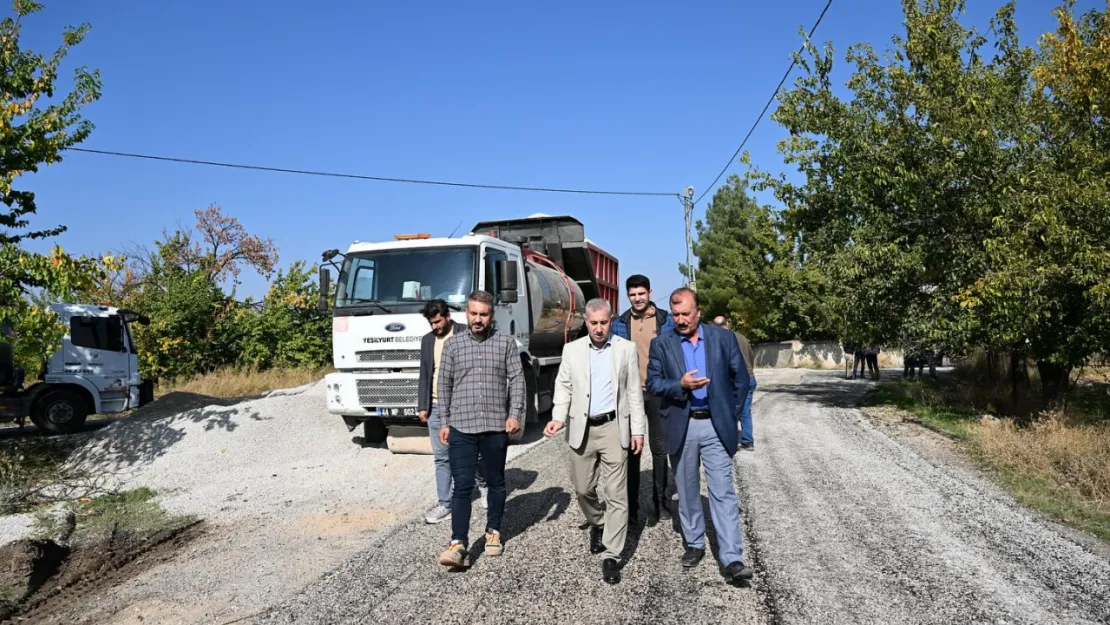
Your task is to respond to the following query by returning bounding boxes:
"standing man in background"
[545,298,646,584]
[647,288,753,582]
[713,315,756,451]
[436,291,524,568]
[611,274,675,524]
[417,299,486,525]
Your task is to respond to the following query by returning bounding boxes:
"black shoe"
[628,512,641,528]
[725,561,754,582]
[589,526,605,554]
[682,547,705,568]
[655,498,672,520]
[603,558,621,584]
[740,442,755,451]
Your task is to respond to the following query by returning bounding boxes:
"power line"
[693,0,834,207]
[65,147,679,198]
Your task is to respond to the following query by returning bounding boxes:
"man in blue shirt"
[646,288,753,583]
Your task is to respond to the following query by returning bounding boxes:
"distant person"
[417,299,486,525]
[545,298,646,585]
[436,290,525,568]
[611,273,675,523]
[713,315,756,451]
[866,345,882,381]
[852,345,868,379]
[646,288,754,583]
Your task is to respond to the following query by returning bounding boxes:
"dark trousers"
[628,393,668,520]
[853,351,867,376]
[448,427,508,547]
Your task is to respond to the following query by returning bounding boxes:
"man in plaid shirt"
[437,290,525,568]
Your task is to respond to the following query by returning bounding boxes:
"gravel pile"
[37,378,550,625]
[0,513,34,547]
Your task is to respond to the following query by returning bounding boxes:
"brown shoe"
[484,531,503,557]
[439,541,468,568]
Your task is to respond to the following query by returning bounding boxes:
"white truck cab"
[0,303,153,434]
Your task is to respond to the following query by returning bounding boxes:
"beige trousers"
[569,418,629,560]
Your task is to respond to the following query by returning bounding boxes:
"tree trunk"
[1035,360,1071,414]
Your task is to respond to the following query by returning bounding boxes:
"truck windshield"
[334,247,476,308]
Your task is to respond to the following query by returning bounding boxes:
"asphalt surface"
[248,369,1109,624]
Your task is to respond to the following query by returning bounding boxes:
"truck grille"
[356,350,420,364]
[356,379,418,406]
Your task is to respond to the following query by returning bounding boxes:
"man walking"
[611,274,674,523]
[545,298,646,584]
[647,288,754,582]
[713,315,756,451]
[436,291,524,568]
[417,299,486,525]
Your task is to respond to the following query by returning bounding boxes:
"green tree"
[686,175,831,342]
[0,0,103,374]
[237,261,330,370]
[751,0,1110,407]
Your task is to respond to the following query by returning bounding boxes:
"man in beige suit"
[544,298,646,585]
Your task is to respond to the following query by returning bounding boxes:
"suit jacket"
[646,323,750,457]
[551,334,647,450]
[416,321,467,413]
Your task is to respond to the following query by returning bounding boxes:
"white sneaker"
[474,486,489,509]
[424,505,451,524]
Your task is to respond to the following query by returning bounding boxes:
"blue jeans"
[428,406,485,508]
[448,427,508,546]
[740,376,756,446]
[672,417,745,565]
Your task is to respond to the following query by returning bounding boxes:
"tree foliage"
[686,175,832,343]
[739,0,1110,406]
[0,0,104,373]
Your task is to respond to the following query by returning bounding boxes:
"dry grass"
[978,415,1110,515]
[156,366,331,400]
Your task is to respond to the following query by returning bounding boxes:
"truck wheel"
[363,418,387,444]
[31,390,89,435]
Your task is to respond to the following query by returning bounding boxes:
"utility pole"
[683,186,696,289]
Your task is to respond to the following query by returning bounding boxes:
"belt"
[587,411,617,424]
[689,409,712,420]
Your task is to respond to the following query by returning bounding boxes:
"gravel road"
[8,368,1109,624]
[256,368,1110,625]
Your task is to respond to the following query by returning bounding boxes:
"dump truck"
[317,213,619,453]
[1,303,154,434]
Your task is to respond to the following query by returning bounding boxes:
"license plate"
[372,407,417,417]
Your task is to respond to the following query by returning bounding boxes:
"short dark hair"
[625,274,651,292]
[467,290,495,307]
[670,287,700,307]
[421,299,450,320]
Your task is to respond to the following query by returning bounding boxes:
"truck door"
[67,314,130,412]
[482,245,529,348]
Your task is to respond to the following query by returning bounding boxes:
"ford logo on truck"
[385,323,405,332]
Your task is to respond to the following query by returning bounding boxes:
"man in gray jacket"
[417,299,485,524]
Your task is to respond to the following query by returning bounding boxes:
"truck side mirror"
[497,259,519,304]
[318,267,331,312]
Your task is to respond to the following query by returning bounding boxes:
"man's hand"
[505,418,522,434]
[544,420,565,438]
[630,435,644,455]
[681,369,711,390]
[439,426,450,446]
[418,410,429,423]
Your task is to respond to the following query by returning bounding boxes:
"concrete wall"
[752,340,905,370]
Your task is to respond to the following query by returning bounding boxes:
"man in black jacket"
[611,274,676,524]
[417,299,486,524]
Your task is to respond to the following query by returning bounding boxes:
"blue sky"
[17,0,1095,309]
